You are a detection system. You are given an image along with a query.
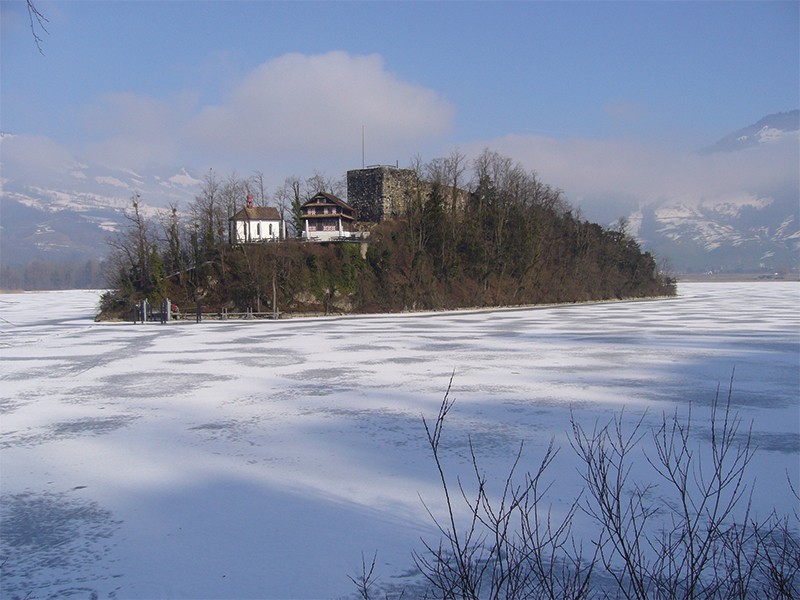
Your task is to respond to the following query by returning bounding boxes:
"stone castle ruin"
[346,165,419,223]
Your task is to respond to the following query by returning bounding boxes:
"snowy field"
[1,282,798,599]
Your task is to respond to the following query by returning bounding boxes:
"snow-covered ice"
[1,282,798,599]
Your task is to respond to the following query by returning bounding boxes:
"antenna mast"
[361,125,365,168]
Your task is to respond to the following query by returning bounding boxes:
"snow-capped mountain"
[627,111,799,274]
[2,111,798,278]
[630,193,798,273]
[1,136,202,267]
[700,110,799,154]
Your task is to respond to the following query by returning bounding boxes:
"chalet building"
[229,203,285,244]
[300,192,359,241]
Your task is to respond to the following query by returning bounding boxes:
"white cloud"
[82,92,177,136]
[0,134,77,176]
[80,92,182,170]
[26,52,453,177]
[83,136,179,173]
[460,132,799,221]
[185,51,455,167]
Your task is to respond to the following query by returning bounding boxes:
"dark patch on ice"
[461,383,529,397]
[187,418,264,446]
[339,343,395,353]
[296,405,424,449]
[562,334,645,346]
[288,367,369,385]
[364,355,428,365]
[437,423,525,459]
[0,396,21,414]
[0,414,137,449]
[96,371,231,399]
[677,386,799,411]
[2,334,166,384]
[229,335,277,345]
[730,389,800,410]
[50,415,137,438]
[189,420,245,438]
[417,341,476,352]
[744,431,799,455]
[0,491,122,598]
[692,428,800,456]
[282,383,338,398]
[0,363,70,381]
[65,386,108,405]
[233,350,305,368]
[267,386,333,403]
[190,422,231,430]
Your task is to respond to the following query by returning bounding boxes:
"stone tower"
[346,166,418,223]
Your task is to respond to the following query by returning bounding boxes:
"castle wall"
[347,166,418,223]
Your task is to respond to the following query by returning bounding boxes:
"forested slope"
[98,151,675,319]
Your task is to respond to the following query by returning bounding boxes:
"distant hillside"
[627,111,799,274]
[0,132,201,270]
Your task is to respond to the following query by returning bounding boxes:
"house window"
[256,223,261,237]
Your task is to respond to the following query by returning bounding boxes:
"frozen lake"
[1,282,798,599]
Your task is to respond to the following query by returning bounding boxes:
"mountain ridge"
[1,112,798,279]
[621,110,799,273]
[0,143,202,267]
[700,110,799,154]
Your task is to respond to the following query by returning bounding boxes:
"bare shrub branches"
[352,378,799,599]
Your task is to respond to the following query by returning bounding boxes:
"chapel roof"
[230,206,281,221]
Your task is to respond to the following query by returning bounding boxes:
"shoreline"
[675,273,799,282]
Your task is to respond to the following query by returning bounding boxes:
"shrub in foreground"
[351,378,799,599]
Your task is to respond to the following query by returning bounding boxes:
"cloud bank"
[3,48,795,232]
[68,51,454,174]
[3,51,455,192]
[186,52,454,166]
[460,132,800,222]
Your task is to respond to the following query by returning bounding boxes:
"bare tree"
[106,193,157,296]
[444,149,467,215]
[158,202,188,287]
[275,176,304,238]
[26,0,49,54]
[189,169,225,255]
[221,171,246,221]
[249,171,269,206]
[305,170,345,198]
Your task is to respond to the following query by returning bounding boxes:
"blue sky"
[1,1,798,218]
